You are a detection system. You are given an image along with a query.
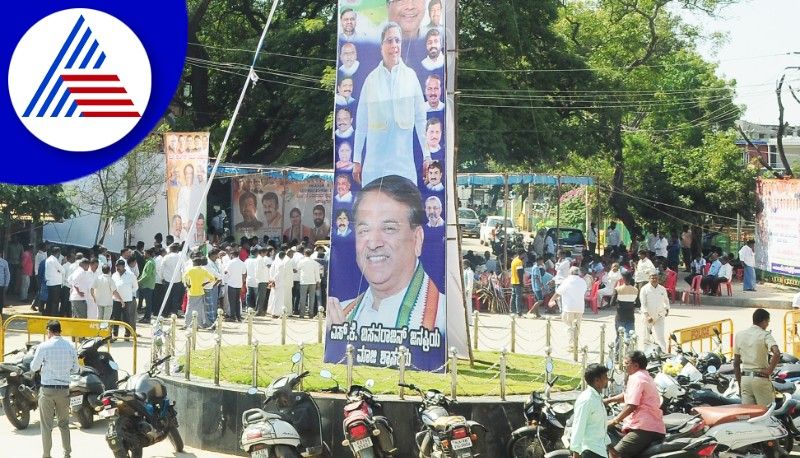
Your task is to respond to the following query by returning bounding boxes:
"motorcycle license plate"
[69,396,83,407]
[351,437,373,452]
[251,448,269,458]
[451,437,472,450]
[99,408,116,418]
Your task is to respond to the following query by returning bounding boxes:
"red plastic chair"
[585,280,600,314]
[703,263,711,276]
[734,268,744,282]
[664,269,678,302]
[682,275,702,305]
[717,280,733,297]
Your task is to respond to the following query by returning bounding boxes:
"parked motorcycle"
[399,383,487,458]
[506,376,574,457]
[99,355,183,458]
[0,342,40,429]
[69,335,120,428]
[240,352,325,458]
[320,371,397,458]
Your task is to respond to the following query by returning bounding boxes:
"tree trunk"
[608,122,641,240]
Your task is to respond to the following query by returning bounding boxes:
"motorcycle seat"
[663,413,694,432]
[692,404,767,426]
[772,380,796,394]
[640,437,694,455]
[242,408,282,425]
[344,401,364,413]
[343,410,370,428]
[429,415,468,431]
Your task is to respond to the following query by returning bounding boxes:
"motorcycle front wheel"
[507,434,544,458]
[2,388,31,430]
[168,427,184,452]
[75,401,94,429]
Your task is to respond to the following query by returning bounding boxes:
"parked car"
[545,227,586,255]
[458,208,480,238]
[480,216,516,245]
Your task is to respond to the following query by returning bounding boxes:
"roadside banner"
[325,0,460,371]
[755,178,800,286]
[164,132,209,245]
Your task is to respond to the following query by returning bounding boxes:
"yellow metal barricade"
[669,319,734,359]
[0,314,137,372]
[783,310,800,356]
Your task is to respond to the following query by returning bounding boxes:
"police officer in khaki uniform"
[733,308,780,406]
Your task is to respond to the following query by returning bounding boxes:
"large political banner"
[231,172,333,244]
[325,0,450,371]
[755,178,800,286]
[165,132,209,245]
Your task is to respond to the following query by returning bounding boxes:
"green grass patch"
[185,344,582,396]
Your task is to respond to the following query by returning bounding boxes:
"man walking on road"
[734,308,780,406]
[30,320,79,458]
[297,249,321,318]
[510,250,525,317]
[44,247,64,317]
[550,267,587,352]
[638,273,670,352]
[738,240,757,292]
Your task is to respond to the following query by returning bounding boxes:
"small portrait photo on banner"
[165,132,209,245]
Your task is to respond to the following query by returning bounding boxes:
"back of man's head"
[569,266,580,276]
[47,320,62,335]
[753,308,770,325]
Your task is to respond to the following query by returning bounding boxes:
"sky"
[679,0,800,125]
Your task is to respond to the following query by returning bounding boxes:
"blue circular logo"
[1,0,187,184]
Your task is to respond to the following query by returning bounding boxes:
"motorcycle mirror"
[246,387,259,395]
[670,333,678,343]
[99,322,109,330]
[365,379,375,389]
[291,352,302,364]
[319,369,333,379]
[707,366,717,374]
[109,361,119,371]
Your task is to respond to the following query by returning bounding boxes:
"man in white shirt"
[92,265,116,320]
[297,249,321,318]
[335,107,354,139]
[654,231,668,259]
[639,273,670,351]
[334,175,354,204]
[420,28,443,71]
[587,222,598,255]
[553,251,572,286]
[605,222,621,255]
[111,259,138,339]
[739,240,757,291]
[425,117,442,156]
[44,247,64,317]
[338,42,360,76]
[224,247,246,321]
[60,252,77,317]
[713,256,734,295]
[255,247,272,316]
[68,259,94,319]
[550,267,587,352]
[634,250,657,289]
[352,23,430,187]
[204,248,223,323]
[244,247,261,312]
[160,244,185,317]
[289,247,304,315]
[334,77,355,105]
[422,75,444,112]
[599,262,623,301]
[425,196,444,228]
[463,260,475,325]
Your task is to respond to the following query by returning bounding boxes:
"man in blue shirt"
[30,320,79,458]
[701,252,722,294]
[571,363,612,457]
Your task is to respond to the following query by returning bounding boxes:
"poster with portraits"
[231,171,333,245]
[755,178,800,284]
[165,132,209,245]
[326,0,450,371]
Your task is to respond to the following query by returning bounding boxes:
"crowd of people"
[0,233,329,338]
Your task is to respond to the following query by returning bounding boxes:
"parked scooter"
[0,342,41,429]
[240,352,325,458]
[99,355,183,458]
[399,383,487,458]
[506,376,574,457]
[69,335,120,428]
[320,371,397,458]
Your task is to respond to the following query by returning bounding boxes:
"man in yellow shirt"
[182,256,216,330]
[510,250,525,317]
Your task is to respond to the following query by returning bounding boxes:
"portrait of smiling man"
[326,175,444,332]
[387,0,426,40]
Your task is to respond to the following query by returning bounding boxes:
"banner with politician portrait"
[283,171,334,245]
[755,178,800,285]
[165,132,209,245]
[326,0,450,371]
[231,173,285,242]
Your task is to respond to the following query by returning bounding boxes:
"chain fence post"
[164,322,172,376]
[398,346,407,400]
[580,346,588,390]
[213,336,221,386]
[170,313,177,358]
[247,308,254,346]
[251,340,259,388]
[191,311,199,350]
[216,308,224,341]
[544,347,553,400]
[572,323,579,362]
[629,330,638,353]
[317,306,325,344]
[499,348,507,401]
[449,347,458,401]
[346,344,354,390]
[617,326,625,370]
[510,315,516,353]
[545,318,552,348]
[473,311,479,350]
[599,323,606,365]
[184,331,192,381]
[281,306,288,345]
[297,342,305,391]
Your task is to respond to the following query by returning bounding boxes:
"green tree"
[0,185,73,248]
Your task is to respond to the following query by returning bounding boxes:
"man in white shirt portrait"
[425,195,444,228]
[327,176,445,332]
[334,77,355,106]
[422,74,444,112]
[387,0,425,40]
[334,174,354,204]
[420,28,444,71]
[334,107,354,139]
[338,42,360,76]
[339,8,362,42]
[335,209,353,238]
[425,117,442,155]
[352,23,430,187]
[425,161,444,192]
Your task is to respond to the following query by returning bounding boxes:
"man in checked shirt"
[30,320,79,458]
